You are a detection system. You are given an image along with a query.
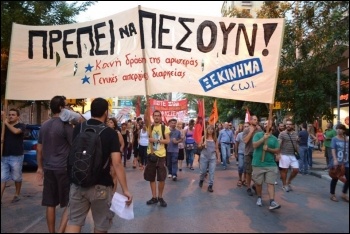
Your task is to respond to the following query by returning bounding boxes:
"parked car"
[23,124,41,168]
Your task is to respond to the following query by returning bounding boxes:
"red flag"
[193,99,204,144]
[245,108,251,123]
[135,96,141,117]
[209,99,218,125]
[163,112,168,125]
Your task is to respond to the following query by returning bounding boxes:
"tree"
[253,1,348,124]
[1,1,96,123]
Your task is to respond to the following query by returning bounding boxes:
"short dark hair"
[9,108,20,116]
[153,110,162,116]
[91,98,108,118]
[302,122,307,129]
[168,118,177,123]
[336,124,346,131]
[50,96,65,114]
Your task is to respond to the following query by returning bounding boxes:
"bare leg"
[1,182,6,201]
[280,168,288,186]
[57,207,68,233]
[287,168,299,184]
[267,183,275,200]
[158,181,165,198]
[46,206,56,233]
[150,181,157,197]
[65,224,82,233]
[246,173,252,188]
[178,160,183,170]
[255,183,263,196]
[14,181,22,196]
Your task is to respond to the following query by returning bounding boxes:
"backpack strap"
[81,121,107,135]
[161,124,165,140]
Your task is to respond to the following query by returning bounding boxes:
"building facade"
[221,1,264,18]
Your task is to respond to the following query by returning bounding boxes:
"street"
[1,151,349,233]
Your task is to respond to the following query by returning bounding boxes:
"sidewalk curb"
[309,171,344,185]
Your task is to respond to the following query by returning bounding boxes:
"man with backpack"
[65,98,132,233]
[144,110,170,207]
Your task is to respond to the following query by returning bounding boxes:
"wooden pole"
[1,99,8,157]
[261,103,274,162]
[202,98,206,143]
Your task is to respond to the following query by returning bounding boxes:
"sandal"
[330,195,339,202]
[11,195,20,203]
[341,195,349,202]
[237,180,242,187]
[242,180,247,187]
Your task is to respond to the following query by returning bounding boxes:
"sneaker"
[236,162,239,166]
[247,188,253,196]
[158,197,167,207]
[168,174,172,178]
[274,181,278,185]
[199,180,204,188]
[223,166,226,170]
[269,201,281,210]
[208,185,214,192]
[282,186,289,192]
[172,176,177,181]
[288,184,293,191]
[256,197,262,207]
[146,197,158,205]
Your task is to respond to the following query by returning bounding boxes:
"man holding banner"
[144,110,170,208]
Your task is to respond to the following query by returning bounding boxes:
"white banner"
[6,6,285,103]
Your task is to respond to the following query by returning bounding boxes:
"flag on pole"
[162,112,168,126]
[193,99,204,144]
[209,99,218,125]
[135,96,141,117]
[245,108,251,123]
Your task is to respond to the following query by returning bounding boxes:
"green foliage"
[255,1,348,124]
[1,1,96,49]
[1,1,95,123]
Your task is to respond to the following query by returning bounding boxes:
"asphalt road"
[1,151,349,233]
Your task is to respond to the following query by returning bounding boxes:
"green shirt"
[324,129,336,148]
[252,132,280,167]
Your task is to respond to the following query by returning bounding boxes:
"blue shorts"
[1,155,24,182]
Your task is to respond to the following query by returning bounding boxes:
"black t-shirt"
[3,123,26,156]
[73,119,120,187]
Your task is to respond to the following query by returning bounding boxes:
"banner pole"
[261,103,274,162]
[202,98,206,142]
[138,5,151,129]
[1,99,8,157]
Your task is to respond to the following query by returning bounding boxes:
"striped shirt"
[278,130,298,155]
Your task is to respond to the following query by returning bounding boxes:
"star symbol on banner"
[82,75,90,84]
[85,63,94,72]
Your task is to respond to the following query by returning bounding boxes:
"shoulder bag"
[287,133,300,160]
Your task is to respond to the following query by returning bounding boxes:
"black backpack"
[68,121,108,187]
